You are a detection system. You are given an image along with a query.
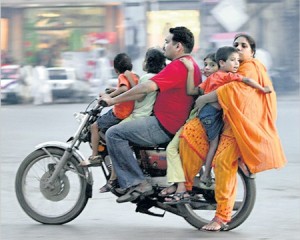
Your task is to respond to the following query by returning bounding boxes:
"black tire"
[178,169,256,230]
[15,147,90,224]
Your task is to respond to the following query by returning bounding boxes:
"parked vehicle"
[1,65,32,104]
[15,100,256,230]
[89,67,118,99]
[47,67,90,102]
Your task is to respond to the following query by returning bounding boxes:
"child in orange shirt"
[79,53,138,167]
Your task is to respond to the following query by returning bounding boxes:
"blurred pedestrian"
[95,48,112,89]
[32,57,52,105]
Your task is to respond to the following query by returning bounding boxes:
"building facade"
[1,0,299,91]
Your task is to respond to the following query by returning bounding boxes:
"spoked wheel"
[178,168,256,231]
[15,147,90,224]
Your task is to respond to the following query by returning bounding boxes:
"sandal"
[116,181,154,203]
[201,216,229,232]
[99,179,118,193]
[78,155,103,168]
[163,192,191,205]
[158,184,177,197]
[199,177,215,190]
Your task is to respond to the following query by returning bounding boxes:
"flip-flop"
[99,179,118,193]
[200,217,229,232]
[116,182,154,203]
[78,155,103,168]
[163,192,191,205]
[158,184,177,197]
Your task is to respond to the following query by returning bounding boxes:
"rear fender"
[35,141,93,185]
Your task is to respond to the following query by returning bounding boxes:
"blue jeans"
[105,116,172,188]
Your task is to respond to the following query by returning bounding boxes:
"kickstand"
[135,204,165,217]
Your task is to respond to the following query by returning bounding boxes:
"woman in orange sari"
[180,34,287,231]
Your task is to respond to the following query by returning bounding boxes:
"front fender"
[35,141,93,185]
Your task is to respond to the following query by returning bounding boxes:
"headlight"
[74,112,85,123]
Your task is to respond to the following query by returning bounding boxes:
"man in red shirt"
[100,26,201,203]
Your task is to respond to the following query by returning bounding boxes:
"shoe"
[114,187,129,195]
[78,155,103,168]
[116,181,154,203]
[99,179,118,193]
[163,192,191,205]
[201,217,229,232]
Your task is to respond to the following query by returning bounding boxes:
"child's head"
[143,48,166,74]
[215,46,240,73]
[203,53,218,77]
[113,53,133,74]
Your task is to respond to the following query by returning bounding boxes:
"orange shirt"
[199,71,243,94]
[113,73,139,119]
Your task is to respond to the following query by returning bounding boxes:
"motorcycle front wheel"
[178,168,256,231]
[15,147,90,224]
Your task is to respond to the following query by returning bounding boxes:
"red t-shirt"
[199,71,243,94]
[113,73,139,119]
[151,56,201,134]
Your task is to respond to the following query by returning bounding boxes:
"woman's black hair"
[144,48,166,74]
[233,33,256,57]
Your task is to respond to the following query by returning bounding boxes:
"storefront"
[22,6,122,66]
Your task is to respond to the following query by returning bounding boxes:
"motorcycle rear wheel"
[178,168,256,231]
[15,147,90,224]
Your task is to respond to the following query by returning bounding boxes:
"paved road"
[1,95,300,240]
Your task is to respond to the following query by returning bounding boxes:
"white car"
[1,65,32,104]
[47,67,90,102]
[89,67,118,98]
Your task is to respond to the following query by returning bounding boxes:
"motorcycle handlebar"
[99,100,108,107]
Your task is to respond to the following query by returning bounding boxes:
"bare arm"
[194,90,218,112]
[180,58,201,96]
[242,77,272,94]
[124,70,138,88]
[108,85,128,98]
[100,80,158,106]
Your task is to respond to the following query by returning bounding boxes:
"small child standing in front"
[79,53,139,167]
[182,46,271,190]
[161,53,219,200]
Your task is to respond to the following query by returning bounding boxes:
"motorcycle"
[15,99,256,230]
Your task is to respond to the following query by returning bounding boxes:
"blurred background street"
[1,0,299,102]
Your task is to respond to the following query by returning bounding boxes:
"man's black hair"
[169,26,194,53]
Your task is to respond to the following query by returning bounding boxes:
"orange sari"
[180,58,287,222]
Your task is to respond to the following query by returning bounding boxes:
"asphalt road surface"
[1,94,300,240]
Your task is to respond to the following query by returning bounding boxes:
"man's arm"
[100,80,158,106]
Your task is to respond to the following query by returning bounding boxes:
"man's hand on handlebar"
[99,94,114,107]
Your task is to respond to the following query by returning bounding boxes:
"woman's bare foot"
[201,217,228,232]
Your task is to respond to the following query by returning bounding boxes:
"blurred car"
[47,67,90,102]
[89,67,118,98]
[1,65,31,104]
